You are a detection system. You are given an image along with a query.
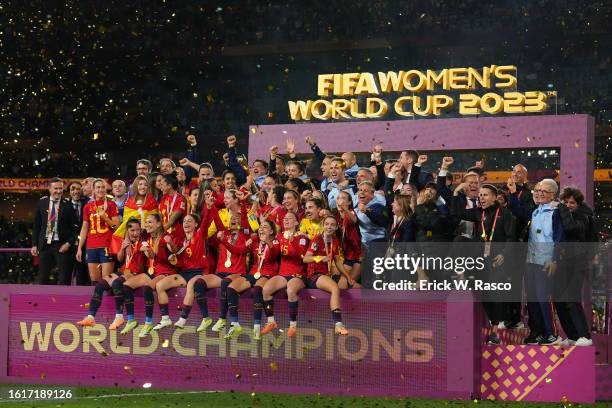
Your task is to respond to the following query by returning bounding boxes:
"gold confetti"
[251,127,257,134]
[267,111,274,118]
[235,373,241,379]
[92,133,99,140]
[269,362,278,372]
[100,350,108,357]
[162,339,169,348]
[473,399,478,403]
[40,373,46,379]
[545,378,552,383]
[574,141,580,148]
[251,392,256,397]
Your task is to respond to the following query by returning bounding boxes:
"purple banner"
[0,285,480,399]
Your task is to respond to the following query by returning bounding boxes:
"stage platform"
[0,284,608,403]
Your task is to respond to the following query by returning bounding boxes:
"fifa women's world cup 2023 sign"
[288,65,556,120]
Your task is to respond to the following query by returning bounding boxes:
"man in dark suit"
[31,177,79,285]
[67,180,90,285]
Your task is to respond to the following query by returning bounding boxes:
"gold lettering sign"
[288,65,551,120]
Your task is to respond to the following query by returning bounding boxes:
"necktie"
[47,200,57,244]
[73,202,80,219]
[470,198,478,208]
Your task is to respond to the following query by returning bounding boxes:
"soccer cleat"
[174,317,187,329]
[574,337,593,347]
[260,321,278,335]
[334,324,349,336]
[121,320,138,335]
[138,323,153,338]
[287,326,297,338]
[487,333,501,345]
[153,317,172,331]
[224,325,243,340]
[496,321,507,330]
[77,316,95,327]
[196,317,213,333]
[108,316,125,330]
[538,335,561,346]
[253,327,261,341]
[211,318,226,332]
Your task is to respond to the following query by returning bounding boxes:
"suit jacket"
[32,196,79,249]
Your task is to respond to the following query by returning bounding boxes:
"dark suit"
[69,198,91,285]
[32,196,79,285]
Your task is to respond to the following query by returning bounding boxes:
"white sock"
[254,324,261,331]
[289,321,297,328]
[176,317,187,325]
[267,316,275,323]
[87,314,95,320]
[115,314,123,319]
[231,322,240,327]
[335,322,344,327]
[161,315,170,321]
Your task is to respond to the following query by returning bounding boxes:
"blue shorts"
[86,247,112,264]
[245,274,271,286]
[180,269,203,282]
[306,274,324,289]
[344,259,360,267]
[282,275,303,283]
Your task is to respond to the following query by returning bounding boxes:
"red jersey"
[307,234,341,277]
[270,207,305,231]
[177,226,208,272]
[159,192,186,241]
[249,236,280,277]
[83,199,119,249]
[336,211,362,261]
[142,233,176,276]
[276,232,309,278]
[119,241,145,275]
[213,190,225,210]
[212,230,249,275]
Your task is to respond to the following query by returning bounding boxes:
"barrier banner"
[0,285,480,399]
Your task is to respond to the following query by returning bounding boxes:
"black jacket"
[452,194,517,258]
[414,201,455,242]
[32,197,79,249]
[387,215,416,244]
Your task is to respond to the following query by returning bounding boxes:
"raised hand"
[417,154,428,165]
[304,136,315,146]
[285,138,295,155]
[186,134,197,145]
[506,177,516,194]
[441,156,454,170]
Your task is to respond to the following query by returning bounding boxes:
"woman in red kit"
[77,217,144,330]
[269,189,304,230]
[159,173,186,243]
[223,219,280,340]
[172,189,226,333]
[335,190,362,288]
[303,216,351,335]
[261,211,309,338]
[260,186,286,224]
[76,178,120,282]
[209,214,250,333]
[120,213,177,338]
[152,213,209,332]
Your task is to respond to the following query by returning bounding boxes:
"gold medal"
[168,254,177,265]
[224,249,232,268]
[314,255,321,263]
[147,266,154,275]
[254,271,261,279]
[124,268,131,274]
